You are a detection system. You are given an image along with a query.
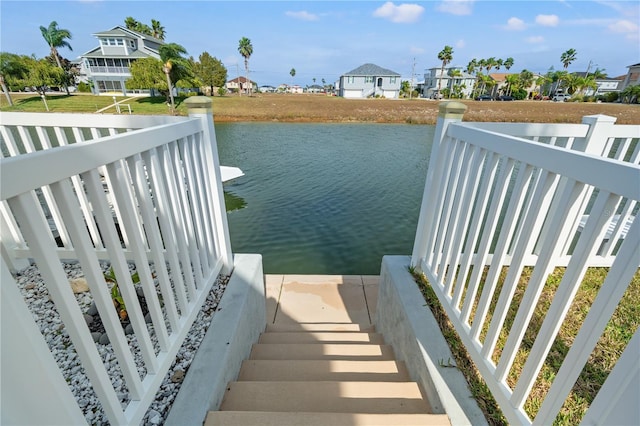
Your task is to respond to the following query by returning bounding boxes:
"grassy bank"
[2,92,639,125]
[412,267,639,425]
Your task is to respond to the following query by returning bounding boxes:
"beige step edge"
[266,323,376,332]
[220,381,430,413]
[258,331,385,344]
[205,411,451,426]
[238,359,410,382]
[250,343,396,360]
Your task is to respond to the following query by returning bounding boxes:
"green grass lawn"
[0,93,192,115]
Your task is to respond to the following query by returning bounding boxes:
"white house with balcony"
[422,67,475,99]
[80,26,164,96]
[339,63,401,99]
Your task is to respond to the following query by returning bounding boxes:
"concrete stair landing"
[205,275,450,426]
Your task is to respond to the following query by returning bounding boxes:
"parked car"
[496,95,514,101]
[552,94,570,102]
[475,94,493,101]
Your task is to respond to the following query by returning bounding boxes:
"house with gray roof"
[338,63,401,99]
[80,26,164,95]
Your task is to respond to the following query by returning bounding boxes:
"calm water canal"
[215,122,435,275]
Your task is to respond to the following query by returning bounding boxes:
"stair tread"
[266,323,375,332]
[220,381,430,413]
[259,331,385,344]
[205,411,451,426]
[238,359,410,381]
[250,343,396,360]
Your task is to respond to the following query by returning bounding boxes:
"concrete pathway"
[265,275,379,326]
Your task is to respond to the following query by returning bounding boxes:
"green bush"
[511,88,527,100]
[77,82,92,93]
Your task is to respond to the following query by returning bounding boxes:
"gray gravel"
[13,261,229,425]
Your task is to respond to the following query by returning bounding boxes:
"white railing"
[0,97,233,425]
[411,102,639,425]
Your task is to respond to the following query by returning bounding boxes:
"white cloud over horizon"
[505,17,526,30]
[285,11,320,21]
[373,2,425,23]
[536,14,560,27]
[436,0,474,16]
[608,19,640,41]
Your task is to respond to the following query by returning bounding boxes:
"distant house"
[259,85,276,93]
[620,63,640,90]
[80,26,164,96]
[422,67,475,99]
[307,84,324,94]
[289,85,304,94]
[339,63,401,99]
[569,72,624,97]
[227,76,257,94]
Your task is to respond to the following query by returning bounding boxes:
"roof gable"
[343,63,400,77]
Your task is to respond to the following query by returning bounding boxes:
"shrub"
[77,82,92,93]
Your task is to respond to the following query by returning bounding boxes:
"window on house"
[116,39,124,46]
[365,76,374,83]
[390,77,397,83]
[108,38,116,45]
[128,40,135,49]
[348,76,355,84]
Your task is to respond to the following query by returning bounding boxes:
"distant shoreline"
[2,93,638,125]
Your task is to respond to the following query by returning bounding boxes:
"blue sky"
[1,0,638,86]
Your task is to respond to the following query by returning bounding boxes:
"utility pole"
[236,63,241,96]
[410,57,416,99]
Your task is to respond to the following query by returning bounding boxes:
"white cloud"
[285,11,319,21]
[536,14,560,27]
[373,2,425,23]
[609,19,640,41]
[505,17,526,30]
[526,35,545,43]
[436,0,475,16]
[456,39,466,48]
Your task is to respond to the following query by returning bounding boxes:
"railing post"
[554,114,618,256]
[411,101,467,269]
[185,97,233,275]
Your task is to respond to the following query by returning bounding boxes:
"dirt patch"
[210,93,640,125]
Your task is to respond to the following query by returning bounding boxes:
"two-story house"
[338,63,401,99]
[226,76,257,94]
[80,26,163,96]
[422,67,476,99]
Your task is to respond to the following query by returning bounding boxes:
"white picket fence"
[411,102,639,425]
[0,98,233,425]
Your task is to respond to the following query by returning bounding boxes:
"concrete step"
[205,411,451,426]
[250,343,396,360]
[238,359,410,382]
[219,381,431,413]
[266,323,375,332]
[258,331,385,344]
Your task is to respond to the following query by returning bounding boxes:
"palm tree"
[503,57,514,71]
[290,68,296,92]
[238,37,253,96]
[159,43,189,111]
[436,45,453,96]
[151,19,165,40]
[40,21,73,94]
[557,48,577,93]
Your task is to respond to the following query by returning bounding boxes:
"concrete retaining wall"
[375,255,487,426]
[165,253,265,425]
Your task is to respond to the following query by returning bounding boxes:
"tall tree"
[39,21,72,94]
[0,52,29,106]
[237,37,253,96]
[193,52,227,96]
[503,57,514,71]
[151,19,165,40]
[557,48,577,92]
[436,45,453,96]
[159,43,190,111]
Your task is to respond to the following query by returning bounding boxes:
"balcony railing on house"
[1,98,233,425]
[411,103,639,425]
[89,66,131,74]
